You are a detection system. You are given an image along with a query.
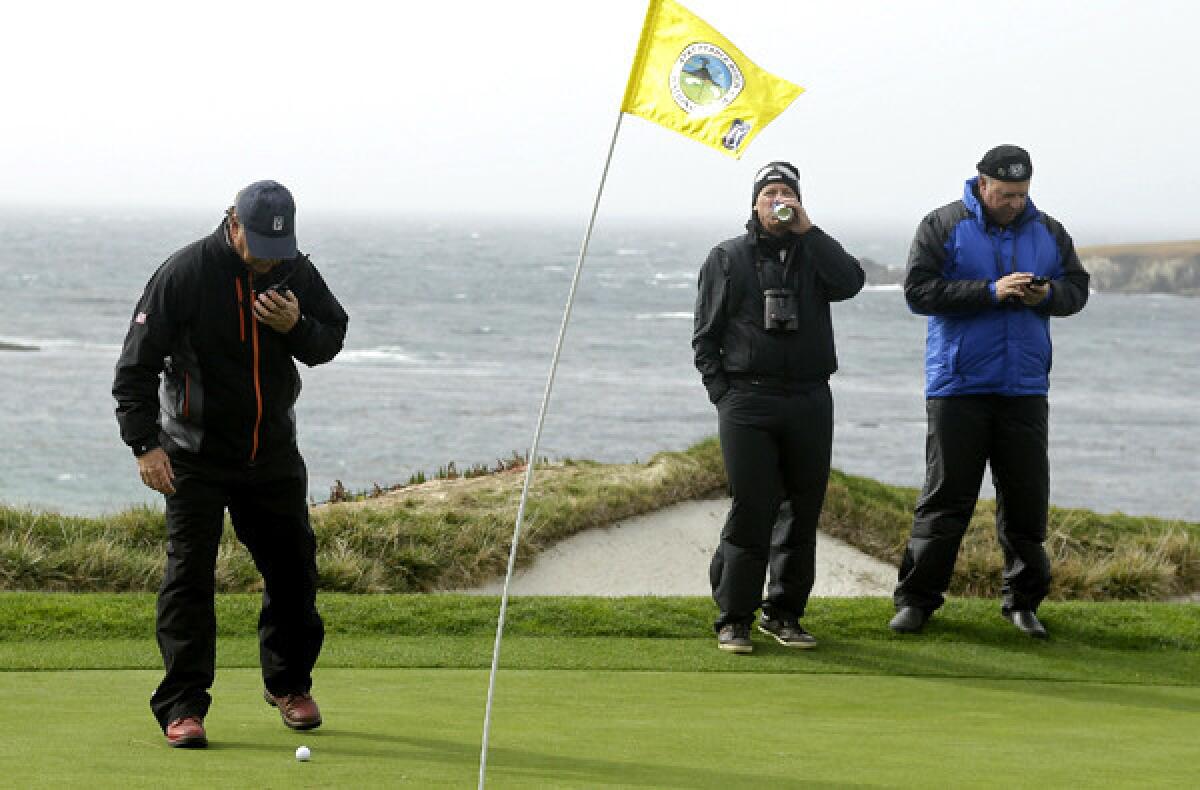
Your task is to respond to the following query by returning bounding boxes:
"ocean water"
[1,209,1196,521]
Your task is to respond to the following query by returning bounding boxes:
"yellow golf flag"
[621,0,804,158]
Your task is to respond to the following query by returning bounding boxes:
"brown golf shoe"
[264,689,323,730]
[165,715,208,748]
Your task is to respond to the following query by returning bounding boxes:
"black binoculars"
[763,288,799,332]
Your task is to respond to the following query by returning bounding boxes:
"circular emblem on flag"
[670,43,744,117]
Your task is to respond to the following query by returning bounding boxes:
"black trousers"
[894,395,1051,615]
[710,381,833,630]
[150,448,324,731]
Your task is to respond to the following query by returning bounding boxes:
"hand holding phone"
[255,283,299,333]
[1028,275,1049,287]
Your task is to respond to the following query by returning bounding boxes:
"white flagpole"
[478,109,626,790]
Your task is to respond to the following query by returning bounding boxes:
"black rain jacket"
[692,219,865,404]
[113,220,349,463]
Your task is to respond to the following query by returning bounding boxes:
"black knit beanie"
[751,161,800,205]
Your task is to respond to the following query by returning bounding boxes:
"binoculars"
[764,288,799,331]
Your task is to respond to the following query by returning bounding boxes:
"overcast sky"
[3,0,1197,242]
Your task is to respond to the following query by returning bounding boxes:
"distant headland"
[1076,239,1200,296]
[860,239,1200,296]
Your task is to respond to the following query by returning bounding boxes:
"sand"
[458,497,898,597]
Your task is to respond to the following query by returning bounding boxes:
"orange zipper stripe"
[249,275,263,462]
[235,279,246,342]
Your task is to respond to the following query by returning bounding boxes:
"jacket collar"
[205,217,299,285]
[744,214,798,254]
[963,176,1038,229]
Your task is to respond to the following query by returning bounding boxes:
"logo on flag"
[721,119,751,152]
[621,0,803,158]
[670,44,743,117]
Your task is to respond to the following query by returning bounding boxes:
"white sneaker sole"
[757,624,817,649]
[717,642,753,654]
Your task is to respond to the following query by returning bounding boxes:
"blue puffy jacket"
[904,178,1090,398]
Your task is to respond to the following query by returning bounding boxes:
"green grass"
[2,668,1197,788]
[0,595,1198,788]
[2,595,1198,684]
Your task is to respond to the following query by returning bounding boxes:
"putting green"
[1,667,1196,788]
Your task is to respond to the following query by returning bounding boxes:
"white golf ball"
[295,745,311,761]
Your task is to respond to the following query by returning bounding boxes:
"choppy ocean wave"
[635,312,692,320]
[0,335,121,353]
[338,346,419,363]
[2,213,1196,520]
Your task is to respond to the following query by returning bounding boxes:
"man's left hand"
[254,289,300,333]
[1020,281,1051,306]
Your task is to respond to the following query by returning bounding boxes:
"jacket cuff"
[287,313,309,337]
[131,437,161,457]
[285,313,313,350]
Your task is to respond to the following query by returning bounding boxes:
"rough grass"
[1,438,1197,599]
[821,469,1200,600]
[0,440,725,594]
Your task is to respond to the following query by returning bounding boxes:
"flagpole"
[478,108,627,790]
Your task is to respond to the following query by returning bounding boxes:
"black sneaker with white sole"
[717,623,753,653]
[757,617,817,648]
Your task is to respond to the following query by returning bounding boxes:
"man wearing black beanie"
[889,145,1090,639]
[693,161,865,653]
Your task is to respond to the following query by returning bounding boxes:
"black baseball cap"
[235,180,297,260]
[977,145,1033,182]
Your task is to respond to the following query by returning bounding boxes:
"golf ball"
[295,745,311,761]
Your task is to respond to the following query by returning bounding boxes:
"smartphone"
[266,282,292,296]
[1029,276,1049,287]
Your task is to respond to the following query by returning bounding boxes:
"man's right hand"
[994,272,1033,301]
[137,447,176,495]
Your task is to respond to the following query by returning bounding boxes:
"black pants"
[710,381,833,631]
[894,395,1051,615]
[150,448,324,731]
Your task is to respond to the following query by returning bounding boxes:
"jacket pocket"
[159,359,204,426]
[159,362,185,421]
[1019,317,1053,385]
[722,320,756,372]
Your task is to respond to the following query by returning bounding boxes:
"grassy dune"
[2,438,1197,599]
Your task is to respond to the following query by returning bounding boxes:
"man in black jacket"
[693,162,865,653]
[113,180,348,747]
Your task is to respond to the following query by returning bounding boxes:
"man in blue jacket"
[889,145,1089,639]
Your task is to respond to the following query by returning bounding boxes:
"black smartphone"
[1029,276,1049,287]
[266,282,292,296]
